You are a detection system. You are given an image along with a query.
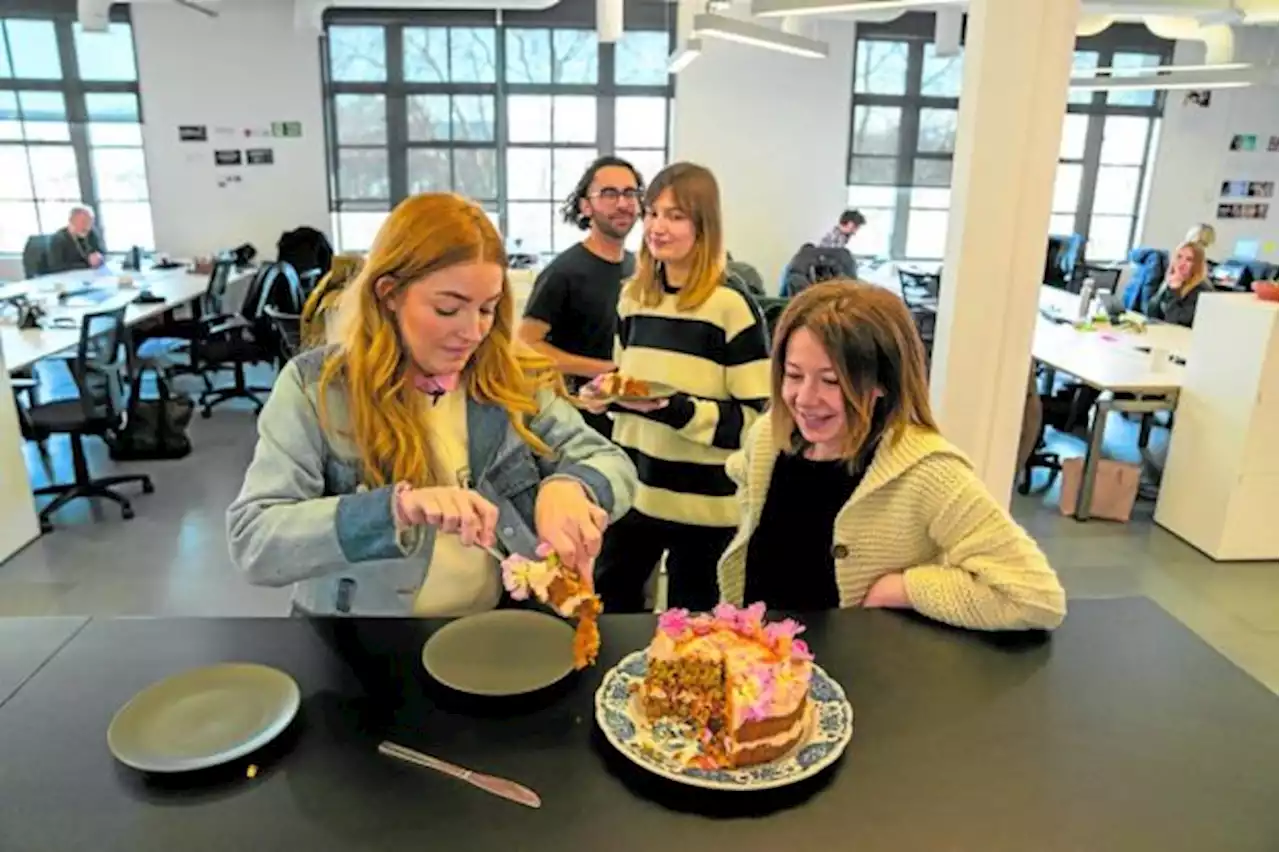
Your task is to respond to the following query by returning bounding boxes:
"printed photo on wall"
[214,149,242,166]
[1217,203,1242,219]
[1229,134,1258,151]
[1182,90,1212,107]
[1221,180,1249,197]
[1247,181,1275,199]
[1270,136,1279,152]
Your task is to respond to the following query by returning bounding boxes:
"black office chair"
[199,262,303,417]
[25,305,153,532]
[898,268,940,353]
[755,296,790,348]
[135,257,237,394]
[1079,264,1122,298]
[263,305,302,366]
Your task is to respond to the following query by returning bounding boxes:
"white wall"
[132,0,330,259]
[672,21,855,289]
[1141,27,1280,263]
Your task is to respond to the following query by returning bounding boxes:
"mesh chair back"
[898,268,940,310]
[264,306,302,364]
[203,258,235,316]
[72,304,129,421]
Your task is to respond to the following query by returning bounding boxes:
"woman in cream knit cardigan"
[717,281,1065,631]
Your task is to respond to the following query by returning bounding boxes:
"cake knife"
[378,741,542,809]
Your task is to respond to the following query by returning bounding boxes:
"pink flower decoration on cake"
[500,554,532,601]
[657,608,691,639]
[738,665,778,723]
[790,638,814,663]
[712,602,739,625]
[763,617,806,656]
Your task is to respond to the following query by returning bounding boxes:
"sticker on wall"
[246,148,274,165]
[1234,239,1261,260]
[1219,202,1270,220]
[1182,90,1211,108]
[243,127,272,138]
[1264,241,1278,256]
[217,174,243,189]
[1220,180,1249,197]
[271,121,303,138]
[214,149,243,166]
[1270,136,1279,153]
[178,125,207,142]
[1248,182,1275,199]
[213,126,236,137]
[1229,134,1258,152]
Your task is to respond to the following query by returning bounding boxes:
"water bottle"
[1077,276,1096,322]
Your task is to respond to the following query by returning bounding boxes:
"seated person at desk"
[226,193,637,617]
[1146,241,1208,328]
[46,205,107,273]
[716,281,1065,631]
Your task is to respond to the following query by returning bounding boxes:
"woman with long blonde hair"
[1147,240,1210,327]
[717,280,1064,631]
[228,193,636,617]
[587,163,771,613]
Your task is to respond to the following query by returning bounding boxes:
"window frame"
[847,16,1172,262]
[322,4,675,254]
[0,5,151,255]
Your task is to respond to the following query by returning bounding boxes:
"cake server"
[378,741,542,809]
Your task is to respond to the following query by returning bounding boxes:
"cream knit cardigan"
[717,418,1066,631]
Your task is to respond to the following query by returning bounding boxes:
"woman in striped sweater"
[591,163,771,613]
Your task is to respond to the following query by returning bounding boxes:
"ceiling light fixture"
[693,13,828,58]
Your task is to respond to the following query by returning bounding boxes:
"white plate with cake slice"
[593,606,854,791]
[577,373,678,405]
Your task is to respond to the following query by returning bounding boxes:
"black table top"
[0,616,87,709]
[0,599,1274,852]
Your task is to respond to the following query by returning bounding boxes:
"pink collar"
[412,372,461,397]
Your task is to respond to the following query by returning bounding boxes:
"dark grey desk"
[0,600,1274,851]
[0,616,87,709]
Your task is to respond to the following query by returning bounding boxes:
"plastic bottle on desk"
[1076,276,1096,322]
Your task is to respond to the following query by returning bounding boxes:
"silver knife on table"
[378,740,542,809]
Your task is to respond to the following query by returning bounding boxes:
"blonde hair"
[301,252,363,348]
[770,280,937,463]
[1168,240,1208,295]
[625,162,725,311]
[319,193,561,488]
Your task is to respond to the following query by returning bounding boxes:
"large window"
[847,18,1169,262]
[324,9,673,254]
[0,13,153,255]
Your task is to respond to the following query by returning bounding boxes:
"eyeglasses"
[588,187,642,204]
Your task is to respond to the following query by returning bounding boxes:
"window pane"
[1107,53,1161,107]
[403,27,447,82]
[407,95,450,142]
[849,156,895,185]
[335,95,386,144]
[1093,165,1140,215]
[337,149,388,200]
[37,201,74,233]
[553,96,595,144]
[616,31,668,85]
[1101,116,1149,166]
[0,91,17,140]
[407,148,451,194]
[1087,214,1133,261]
[507,202,553,254]
[615,97,666,148]
[918,108,957,154]
[554,217,584,253]
[1053,163,1082,213]
[0,27,9,77]
[1069,51,1098,104]
[913,158,952,188]
[334,209,388,252]
[906,209,949,259]
[5,20,61,79]
[0,201,39,251]
[842,198,892,257]
[848,184,896,208]
[921,44,962,97]
[509,95,551,144]
[0,147,32,198]
[616,149,665,187]
[97,201,154,249]
[27,146,79,199]
[909,187,950,210]
[74,23,137,81]
[92,148,148,200]
[1049,213,1076,236]
[553,147,599,200]
[506,29,551,84]
[455,149,497,200]
[851,105,900,156]
[85,93,139,122]
[89,123,142,146]
[330,26,386,82]
[451,95,494,142]
[507,147,552,199]
[1060,113,1088,160]
[553,30,596,84]
[20,91,69,142]
[855,40,908,95]
[451,28,496,83]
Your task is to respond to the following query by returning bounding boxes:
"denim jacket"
[226,347,637,615]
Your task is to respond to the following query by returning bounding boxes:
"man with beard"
[519,156,643,437]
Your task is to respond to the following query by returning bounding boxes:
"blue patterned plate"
[593,650,853,791]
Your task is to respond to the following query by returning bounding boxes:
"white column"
[0,356,40,563]
[928,0,1079,503]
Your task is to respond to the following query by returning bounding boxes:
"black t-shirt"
[523,242,634,387]
[743,451,866,611]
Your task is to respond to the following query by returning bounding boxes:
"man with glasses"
[519,156,643,437]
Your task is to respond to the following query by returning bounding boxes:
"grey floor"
[3,364,1276,693]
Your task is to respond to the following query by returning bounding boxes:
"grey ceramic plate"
[107,663,300,773]
[423,609,576,696]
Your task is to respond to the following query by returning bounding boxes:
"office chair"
[263,305,302,366]
[1079,263,1122,297]
[25,305,153,532]
[135,257,236,395]
[898,267,940,354]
